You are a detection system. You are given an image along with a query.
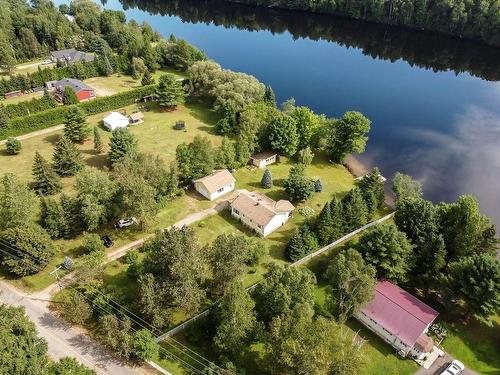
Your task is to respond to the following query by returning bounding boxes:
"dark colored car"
[101,235,114,248]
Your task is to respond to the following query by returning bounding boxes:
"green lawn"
[440,316,500,374]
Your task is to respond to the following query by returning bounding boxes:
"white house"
[103,112,130,131]
[354,280,439,360]
[194,170,236,201]
[230,190,294,237]
[250,151,277,168]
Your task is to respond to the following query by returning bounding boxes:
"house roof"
[251,151,277,161]
[103,112,129,125]
[55,78,94,93]
[129,112,144,120]
[194,170,236,194]
[414,334,434,353]
[50,48,95,63]
[230,189,294,227]
[360,280,439,348]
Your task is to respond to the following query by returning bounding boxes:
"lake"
[95,0,500,225]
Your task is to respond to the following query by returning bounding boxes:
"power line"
[0,242,216,374]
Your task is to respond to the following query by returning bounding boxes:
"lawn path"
[0,124,65,144]
[34,199,231,300]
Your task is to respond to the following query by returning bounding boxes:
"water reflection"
[119,0,500,81]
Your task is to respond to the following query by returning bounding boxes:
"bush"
[122,251,139,265]
[1,93,57,119]
[5,137,21,155]
[82,233,105,253]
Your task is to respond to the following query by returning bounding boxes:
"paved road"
[0,281,148,375]
[414,352,478,375]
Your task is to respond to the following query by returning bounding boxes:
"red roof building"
[355,280,439,359]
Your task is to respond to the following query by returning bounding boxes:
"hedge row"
[0,61,102,97]
[1,85,156,139]
[1,94,57,119]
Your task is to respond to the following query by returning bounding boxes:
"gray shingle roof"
[50,49,95,63]
[54,78,94,93]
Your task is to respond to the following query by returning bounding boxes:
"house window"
[257,224,262,229]
[217,187,224,193]
[233,209,239,215]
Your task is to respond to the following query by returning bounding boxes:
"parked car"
[101,235,114,248]
[440,360,465,375]
[41,59,52,65]
[115,217,138,229]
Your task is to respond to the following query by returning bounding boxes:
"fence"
[156,212,395,341]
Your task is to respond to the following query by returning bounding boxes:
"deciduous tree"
[358,224,413,283]
[213,282,256,356]
[0,173,37,230]
[392,172,423,201]
[268,112,298,156]
[324,248,376,322]
[328,111,371,163]
[283,164,315,201]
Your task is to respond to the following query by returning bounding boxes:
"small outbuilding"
[129,112,144,125]
[103,112,130,131]
[251,151,277,168]
[194,170,236,201]
[4,90,22,100]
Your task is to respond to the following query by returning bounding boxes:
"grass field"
[441,315,500,374]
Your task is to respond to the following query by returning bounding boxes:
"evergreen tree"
[155,73,185,109]
[52,136,83,176]
[93,126,103,154]
[5,138,21,155]
[0,109,8,130]
[108,128,138,165]
[283,164,315,201]
[62,86,78,105]
[329,197,346,240]
[261,168,273,189]
[263,85,276,106]
[314,179,322,192]
[40,197,66,239]
[64,107,89,143]
[60,193,82,238]
[342,187,369,231]
[285,224,318,261]
[316,202,334,245]
[141,69,154,86]
[356,167,385,216]
[32,152,62,195]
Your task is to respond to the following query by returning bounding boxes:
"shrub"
[122,251,139,265]
[82,233,105,253]
[5,137,21,155]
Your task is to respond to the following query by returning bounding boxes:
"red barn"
[53,78,96,103]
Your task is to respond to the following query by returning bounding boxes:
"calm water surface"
[92,0,500,224]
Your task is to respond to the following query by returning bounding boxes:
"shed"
[103,112,130,131]
[4,90,22,100]
[251,151,277,168]
[129,112,144,125]
[194,170,236,201]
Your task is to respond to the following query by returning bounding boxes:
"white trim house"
[355,280,439,359]
[250,151,277,168]
[230,190,294,237]
[194,170,236,201]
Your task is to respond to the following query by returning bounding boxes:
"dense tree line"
[213,0,500,46]
[120,0,500,81]
[0,0,206,81]
[0,303,96,374]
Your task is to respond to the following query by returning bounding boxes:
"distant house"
[129,112,144,125]
[194,170,236,201]
[52,78,96,102]
[50,49,95,65]
[64,14,75,22]
[103,112,130,131]
[4,90,22,100]
[230,190,294,237]
[251,151,277,168]
[355,280,439,359]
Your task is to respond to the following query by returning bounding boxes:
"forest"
[120,0,500,81]
[214,0,500,46]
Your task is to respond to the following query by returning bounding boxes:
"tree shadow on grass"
[43,133,61,145]
[85,154,109,170]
